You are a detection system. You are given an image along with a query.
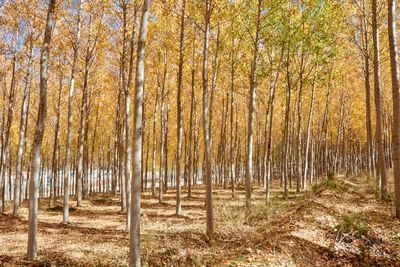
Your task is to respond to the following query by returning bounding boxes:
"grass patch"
[324,177,338,189]
[327,171,335,180]
[335,214,371,238]
[141,231,156,264]
[312,182,324,192]
[216,202,245,225]
[323,176,349,194]
[246,204,270,224]
[46,205,76,213]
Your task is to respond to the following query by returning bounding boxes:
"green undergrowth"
[46,205,76,213]
[335,213,371,238]
[311,173,350,195]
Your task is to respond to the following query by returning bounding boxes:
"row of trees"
[0,0,399,265]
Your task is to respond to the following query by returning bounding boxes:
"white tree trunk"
[27,0,56,260]
[129,0,151,265]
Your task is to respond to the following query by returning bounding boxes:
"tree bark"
[372,0,388,200]
[303,65,317,190]
[387,0,400,218]
[158,49,167,203]
[129,0,151,264]
[0,54,17,213]
[64,0,83,223]
[49,70,62,207]
[151,78,159,196]
[202,0,214,240]
[362,0,374,178]
[245,0,262,208]
[265,42,285,202]
[187,27,196,198]
[13,41,33,217]
[283,40,292,197]
[27,0,56,260]
[76,54,90,207]
[175,0,186,215]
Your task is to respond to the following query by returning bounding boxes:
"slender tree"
[13,40,34,217]
[49,69,63,206]
[372,0,388,200]
[175,0,186,216]
[64,0,83,223]
[129,0,151,264]
[202,0,214,240]
[27,0,56,260]
[387,0,400,218]
[246,0,262,208]
[0,54,16,213]
[187,25,196,198]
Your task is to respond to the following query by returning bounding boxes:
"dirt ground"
[1,174,400,266]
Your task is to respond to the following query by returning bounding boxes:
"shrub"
[324,177,337,189]
[335,214,370,238]
[327,171,335,180]
[46,205,76,212]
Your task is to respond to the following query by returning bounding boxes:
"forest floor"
[1,174,400,266]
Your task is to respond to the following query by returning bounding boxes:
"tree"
[361,0,374,179]
[119,0,137,233]
[129,0,151,264]
[175,0,186,216]
[13,39,33,217]
[27,0,56,260]
[387,0,400,218]
[187,23,196,198]
[151,70,159,196]
[64,0,83,223]
[372,0,388,200]
[49,64,63,206]
[202,0,214,240]
[0,53,16,213]
[245,0,262,208]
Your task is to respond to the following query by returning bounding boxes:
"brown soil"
[1,175,400,266]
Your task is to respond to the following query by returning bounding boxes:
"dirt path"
[1,175,400,266]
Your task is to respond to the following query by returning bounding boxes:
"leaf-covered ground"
[1,174,400,266]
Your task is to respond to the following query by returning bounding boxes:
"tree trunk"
[295,51,304,193]
[163,104,169,192]
[0,54,17,213]
[283,40,292,197]
[362,0,374,178]
[245,0,262,208]
[76,55,90,207]
[187,27,196,198]
[209,21,220,151]
[387,0,400,218]
[175,0,186,215]
[202,0,213,240]
[372,0,388,200]
[158,49,167,203]
[151,80,159,196]
[64,0,82,222]
[49,71,62,207]
[27,0,56,260]
[144,133,150,192]
[303,65,317,190]
[13,41,33,217]
[120,0,136,232]
[129,0,151,265]
[229,24,236,198]
[265,42,285,202]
